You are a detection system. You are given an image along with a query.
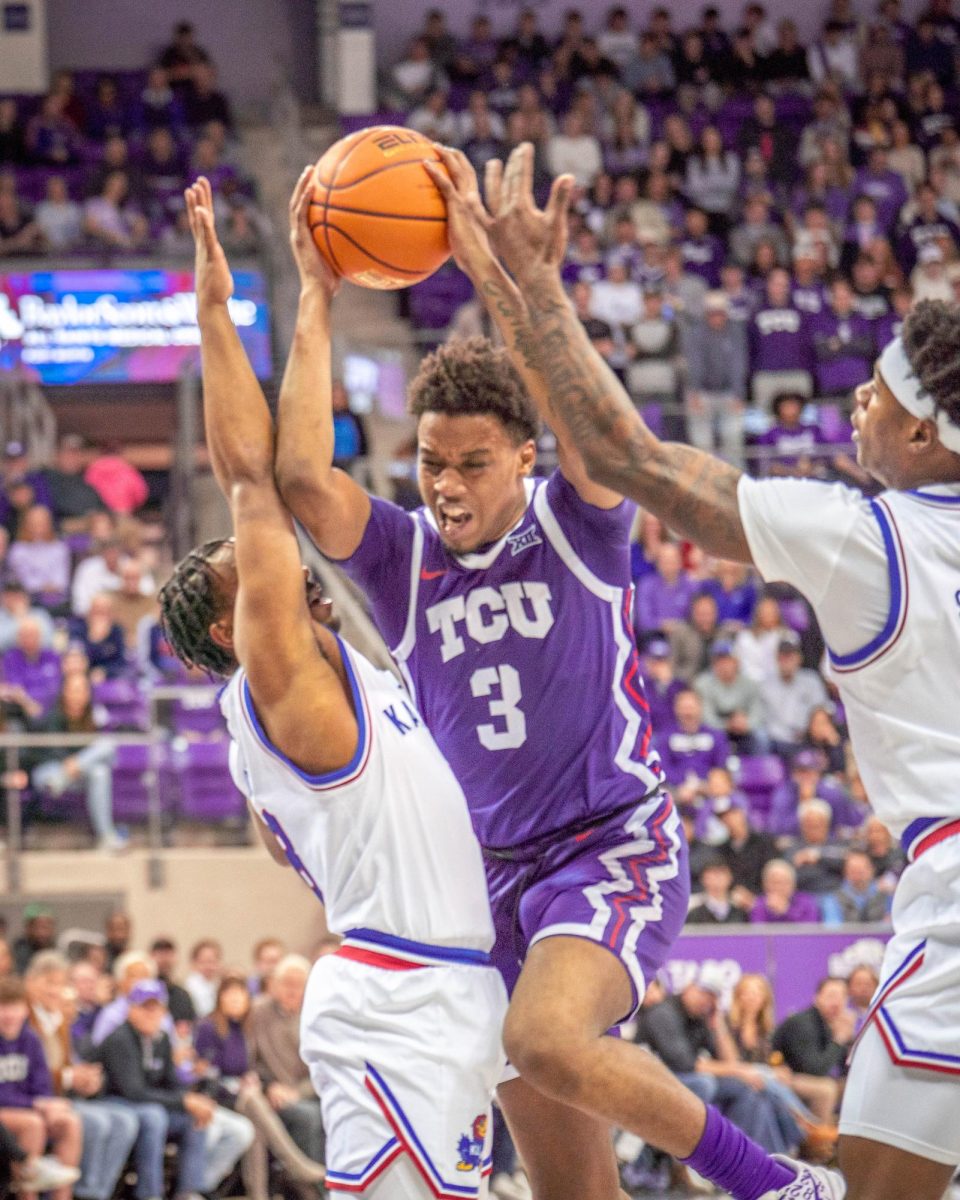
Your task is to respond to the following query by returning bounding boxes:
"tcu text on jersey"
[425,581,555,662]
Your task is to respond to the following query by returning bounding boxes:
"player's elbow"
[275,457,331,514]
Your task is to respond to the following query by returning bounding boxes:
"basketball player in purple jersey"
[277,164,841,1200]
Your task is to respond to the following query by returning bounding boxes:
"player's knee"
[502,1009,581,1096]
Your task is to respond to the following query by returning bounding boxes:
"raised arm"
[274,166,371,557]
[478,144,754,563]
[425,147,621,509]
[186,178,356,774]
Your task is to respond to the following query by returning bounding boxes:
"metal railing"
[2,684,228,897]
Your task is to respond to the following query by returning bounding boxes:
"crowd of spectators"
[0,908,329,1200]
[622,967,871,1188]
[0,433,237,853]
[0,22,263,258]
[385,1,918,931]
[630,515,902,929]
[397,0,960,475]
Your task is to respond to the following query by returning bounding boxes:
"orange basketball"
[309,126,451,290]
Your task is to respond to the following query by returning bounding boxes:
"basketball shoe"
[760,1155,847,1199]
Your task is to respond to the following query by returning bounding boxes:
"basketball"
[308,126,451,290]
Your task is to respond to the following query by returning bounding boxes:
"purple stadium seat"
[174,738,245,822]
[171,693,226,737]
[111,742,177,823]
[736,754,788,829]
[93,679,150,731]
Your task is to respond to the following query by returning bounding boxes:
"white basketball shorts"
[300,930,508,1198]
[840,824,960,1165]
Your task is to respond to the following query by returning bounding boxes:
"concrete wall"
[3,846,331,966]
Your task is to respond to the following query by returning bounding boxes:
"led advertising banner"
[0,267,272,385]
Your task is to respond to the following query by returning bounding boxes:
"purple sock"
[681,1104,795,1200]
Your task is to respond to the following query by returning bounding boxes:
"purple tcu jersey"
[334,470,664,850]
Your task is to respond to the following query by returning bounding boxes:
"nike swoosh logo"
[420,567,446,580]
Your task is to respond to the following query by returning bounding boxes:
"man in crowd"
[772,978,855,1081]
[97,980,212,1200]
[246,956,324,1171]
[760,632,829,755]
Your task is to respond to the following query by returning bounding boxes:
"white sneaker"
[15,1156,82,1192]
[759,1155,847,1199]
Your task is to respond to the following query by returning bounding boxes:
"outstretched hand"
[485,143,574,284]
[185,177,233,309]
[289,164,341,298]
[423,147,496,277]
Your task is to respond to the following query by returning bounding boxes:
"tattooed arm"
[484,144,754,563]
[426,147,621,508]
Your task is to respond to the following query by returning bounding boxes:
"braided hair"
[900,299,960,435]
[158,538,236,677]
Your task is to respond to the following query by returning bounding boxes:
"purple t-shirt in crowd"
[2,646,63,713]
[657,722,731,785]
[6,540,71,596]
[852,167,908,233]
[756,422,827,473]
[634,571,697,634]
[194,1018,249,1078]
[334,470,664,850]
[791,280,826,316]
[679,234,725,287]
[0,1025,53,1107]
[808,309,875,396]
[749,304,812,372]
[749,891,820,923]
[646,677,688,740]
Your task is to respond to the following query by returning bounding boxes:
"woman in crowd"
[194,976,326,1200]
[727,974,841,1129]
[69,593,127,681]
[733,593,789,684]
[6,506,71,607]
[801,706,848,776]
[25,673,123,853]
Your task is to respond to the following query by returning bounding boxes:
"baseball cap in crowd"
[645,637,671,659]
[712,793,746,816]
[777,631,802,654]
[704,290,729,314]
[697,964,726,997]
[23,903,53,921]
[128,980,169,1007]
[792,748,826,772]
[711,639,736,659]
[919,242,944,265]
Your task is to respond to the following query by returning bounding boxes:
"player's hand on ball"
[424,147,494,276]
[485,143,574,283]
[185,176,233,308]
[289,164,341,299]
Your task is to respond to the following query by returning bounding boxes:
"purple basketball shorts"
[484,793,689,1019]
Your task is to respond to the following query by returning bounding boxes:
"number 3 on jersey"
[470,664,526,750]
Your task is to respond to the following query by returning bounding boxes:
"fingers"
[545,172,575,228]
[290,164,314,221]
[502,142,535,211]
[423,159,454,197]
[485,158,503,215]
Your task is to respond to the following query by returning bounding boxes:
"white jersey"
[219,636,494,950]
[739,477,960,840]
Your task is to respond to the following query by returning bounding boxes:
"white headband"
[878,336,960,455]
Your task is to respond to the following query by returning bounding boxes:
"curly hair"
[407,336,539,444]
[158,538,235,677]
[900,299,960,434]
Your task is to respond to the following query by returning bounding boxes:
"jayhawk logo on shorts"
[455,1114,488,1172]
